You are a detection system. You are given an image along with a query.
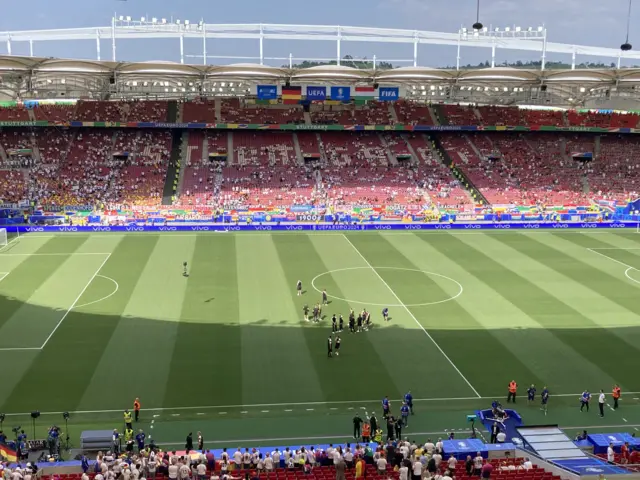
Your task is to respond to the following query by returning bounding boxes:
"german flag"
[0,443,18,462]
[282,86,302,104]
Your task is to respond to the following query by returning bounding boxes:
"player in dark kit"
[349,310,355,333]
[297,280,302,296]
[332,314,338,333]
[303,304,309,322]
[339,314,344,332]
[183,262,188,277]
[382,308,389,321]
[327,336,333,357]
[313,304,319,322]
[335,336,341,356]
[357,313,363,332]
[322,289,328,305]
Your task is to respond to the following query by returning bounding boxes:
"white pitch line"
[39,253,111,350]
[284,409,293,412]
[0,235,21,252]
[74,274,120,309]
[586,248,640,286]
[0,252,113,256]
[261,410,269,413]
[341,234,480,399]
[623,418,628,422]
[2,391,640,417]
[0,272,9,283]
[306,408,314,411]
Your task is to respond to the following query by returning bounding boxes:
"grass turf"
[0,230,639,450]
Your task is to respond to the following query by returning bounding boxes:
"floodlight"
[132,81,138,87]
[430,85,436,90]
[229,82,234,87]
[568,97,573,101]
[483,27,488,32]
[473,31,479,37]
[161,18,167,24]
[515,26,521,32]
[141,17,146,22]
[537,26,543,32]
[579,87,586,93]
[503,87,508,92]
[221,82,226,87]
[420,85,425,90]
[494,87,499,92]
[219,88,223,92]
[143,81,148,87]
[422,91,427,96]
[528,27,533,32]
[126,16,131,22]
[119,16,124,21]
[152,18,157,23]
[462,27,468,33]
[176,19,181,24]
[185,20,190,25]
[164,88,169,92]
[505,27,510,32]
[495,27,500,32]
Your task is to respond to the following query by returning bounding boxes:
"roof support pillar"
[202,23,207,65]
[413,31,418,67]
[29,39,33,57]
[180,33,184,64]
[96,31,101,61]
[491,44,496,68]
[111,16,117,62]
[259,24,264,65]
[541,29,547,71]
[337,26,341,66]
[456,33,461,71]
[6,37,11,56]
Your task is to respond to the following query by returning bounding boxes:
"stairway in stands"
[431,134,489,206]
[161,130,182,205]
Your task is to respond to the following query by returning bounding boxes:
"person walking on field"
[507,381,517,403]
[598,390,606,417]
[612,385,621,409]
[353,414,363,440]
[133,398,141,422]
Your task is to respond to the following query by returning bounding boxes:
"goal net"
[0,228,7,248]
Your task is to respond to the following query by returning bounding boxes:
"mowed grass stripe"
[0,235,159,413]
[468,233,633,391]
[78,236,197,410]
[342,233,480,398]
[427,234,619,394]
[274,234,402,401]
[236,235,324,405]
[0,236,89,331]
[163,235,242,408]
[385,233,552,396]
[0,253,109,348]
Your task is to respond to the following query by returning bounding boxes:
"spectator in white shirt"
[599,391,606,417]
[447,455,457,470]
[473,453,484,476]
[522,458,533,471]
[376,456,387,474]
[435,439,444,454]
[412,460,423,480]
[607,444,615,463]
[399,465,409,480]
[168,465,178,480]
[433,452,442,468]
[197,463,207,480]
[264,453,274,472]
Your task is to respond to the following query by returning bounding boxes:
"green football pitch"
[1,230,640,450]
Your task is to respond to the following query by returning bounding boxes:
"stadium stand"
[0,105,29,121]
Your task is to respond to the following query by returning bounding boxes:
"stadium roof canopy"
[3,55,640,106]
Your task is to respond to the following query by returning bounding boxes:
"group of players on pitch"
[296,280,390,358]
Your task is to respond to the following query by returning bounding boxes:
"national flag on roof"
[282,86,302,104]
[354,86,376,100]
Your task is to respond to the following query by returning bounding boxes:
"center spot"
[311,267,463,307]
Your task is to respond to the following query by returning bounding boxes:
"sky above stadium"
[0,0,636,67]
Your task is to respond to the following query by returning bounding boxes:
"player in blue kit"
[382,308,389,321]
[541,386,549,415]
[404,390,414,414]
[382,396,390,418]
[400,402,410,427]
[527,384,536,405]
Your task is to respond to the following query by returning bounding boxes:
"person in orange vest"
[362,422,371,443]
[612,385,621,409]
[507,381,518,403]
[133,398,141,422]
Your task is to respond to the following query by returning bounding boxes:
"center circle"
[310,267,463,307]
[625,267,640,285]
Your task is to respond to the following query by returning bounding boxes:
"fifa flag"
[0,444,17,462]
[282,86,302,104]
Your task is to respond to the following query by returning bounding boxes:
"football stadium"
[1,1,640,479]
